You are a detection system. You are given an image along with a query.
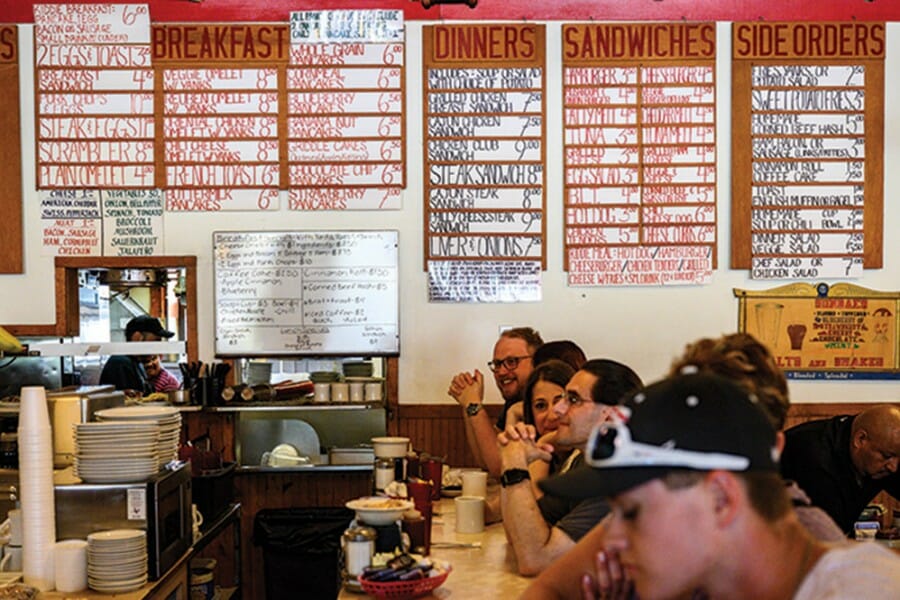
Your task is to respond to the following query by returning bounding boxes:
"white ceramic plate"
[346,497,414,526]
[96,406,179,420]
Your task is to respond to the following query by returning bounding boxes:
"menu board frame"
[730,22,885,274]
[0,24,22,273]
[735,282,900,379]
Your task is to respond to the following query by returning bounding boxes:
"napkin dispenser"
[47,386,126,467]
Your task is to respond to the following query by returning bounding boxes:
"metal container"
[46,386,126,467]
[328,447,375,466]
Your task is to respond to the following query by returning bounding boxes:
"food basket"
[358,566,451,599]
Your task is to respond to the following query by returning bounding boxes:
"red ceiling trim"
[0,1,895,24]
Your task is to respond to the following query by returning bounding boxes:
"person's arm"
[498,424,573,576]
[522,517,633,600]
[449,370,503,476]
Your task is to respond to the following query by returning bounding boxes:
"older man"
[780,404,900,535]
[541,373,900,600]
[448,327,543,476]
[497,359,641,575]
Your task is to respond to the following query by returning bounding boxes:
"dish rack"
[357,567,451,599]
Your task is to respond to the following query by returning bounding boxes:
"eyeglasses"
[585,421,750,471]
[487,355,532,372]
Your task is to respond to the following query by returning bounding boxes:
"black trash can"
[253,507,355,600]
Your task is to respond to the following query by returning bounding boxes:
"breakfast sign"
[735,282,900,379]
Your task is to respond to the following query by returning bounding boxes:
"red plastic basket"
[358,566,451,599]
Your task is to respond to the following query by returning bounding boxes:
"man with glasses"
[540,372,900,600]
[448,327,543,476]
[496,359,642,575]
[780,404,900,536]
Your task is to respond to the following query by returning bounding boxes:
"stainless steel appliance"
[47,386,126,467]
[54,463,192,580]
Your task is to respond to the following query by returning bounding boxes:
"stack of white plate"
[73,421,160,483]
[87,529,147,593]
[95,406,182,468]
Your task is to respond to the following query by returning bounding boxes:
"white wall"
[3,22,899,406]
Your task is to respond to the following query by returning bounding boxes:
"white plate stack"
[17,386,56,591]
[87,529,148,593]
[95,406,182,468]
[73,422,160,483]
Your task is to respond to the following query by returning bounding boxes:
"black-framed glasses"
[487,355,532,372]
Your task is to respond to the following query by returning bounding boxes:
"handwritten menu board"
[287,10,406,210]
[736,282,899,379]
[422,24,546,303]
[731,23,885,279]
[152,25,286,211]
[40,190,101,256]
[213,230,399,356]
[561,23,717,287]
[34,4,154,189]
[0,25,22,273]
[102,189,163,256]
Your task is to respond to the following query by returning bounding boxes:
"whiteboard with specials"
[213,230,399,356]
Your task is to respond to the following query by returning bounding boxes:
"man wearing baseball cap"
[540,372,900,600]
[99,315,174,396]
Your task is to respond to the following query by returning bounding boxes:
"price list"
[423,24,546,303]
[562,23,717,287]
[287,10,405,210]
[34,4,154,189]
[731,22,885,278]
[153,25,287,211]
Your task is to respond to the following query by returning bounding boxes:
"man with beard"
[448,327,543,476]
[497,359,642,575]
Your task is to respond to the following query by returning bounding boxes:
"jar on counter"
[374,457,394,493]
[342,525,376,577]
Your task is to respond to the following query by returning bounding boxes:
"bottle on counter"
[402,508,428,555]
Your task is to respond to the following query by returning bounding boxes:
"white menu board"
[213,230,399,356]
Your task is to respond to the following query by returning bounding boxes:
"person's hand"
[580,549,634,600]
[448,370,484,407]
[498,422,553,467]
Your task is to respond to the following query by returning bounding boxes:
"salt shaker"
[342,525,376,578]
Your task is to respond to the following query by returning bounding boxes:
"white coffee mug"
[331,382,349,403]
[454,496,485,534]
[461,470,488,498]
[0,545,22,572]
[54,540,87,593]
[313,383,331,403]
[364,382,383,402]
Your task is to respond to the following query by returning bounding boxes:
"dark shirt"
[780,415,900,535]
[495,396,520,431]
[99,355,151,395]
[536,453,610,542]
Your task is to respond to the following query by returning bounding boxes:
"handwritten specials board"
[0,25,22,273]
[731,22,885,279]
[561,23,717,287]
[34,4,154,189]
[287,10,406,210]
[213,230,399,356]
[735,282,899,379]
[422,24,546,303]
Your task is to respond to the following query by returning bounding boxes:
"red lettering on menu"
[433,25,536,61]
[733,23,884,58]
[152,25,288,62]
[0,26,16,62]
[563,24,715,60]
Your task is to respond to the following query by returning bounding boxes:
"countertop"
[338,497,530,599]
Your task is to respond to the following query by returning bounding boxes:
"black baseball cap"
[540,372,779,500]
[126,315,174,339]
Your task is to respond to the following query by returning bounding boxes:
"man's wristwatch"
[500,468,531,487]
[465,402,482,417]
